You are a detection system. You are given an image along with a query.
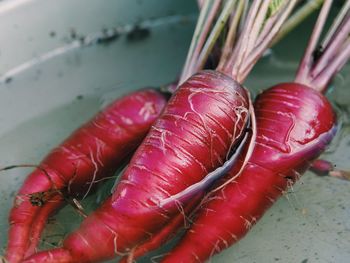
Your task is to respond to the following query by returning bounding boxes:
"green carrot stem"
[217,0,246,70]
[186,0,222,80]
[192,0,237,76]
[179,0,214,84]
[228,0,264,79]
[240,0,298,81]
[272,0,324,46]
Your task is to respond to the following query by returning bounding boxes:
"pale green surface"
[0,1,349,262]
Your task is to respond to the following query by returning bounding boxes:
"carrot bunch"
[3,1,349,263]
[19,1,301,262]
[162,1,350,262]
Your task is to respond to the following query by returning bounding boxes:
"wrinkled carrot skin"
[23,70,250,263]
[162,83,337,263]
[5,89,167,263]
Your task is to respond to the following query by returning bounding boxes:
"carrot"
[22,69,251,263]
[162,84,337,263]
[22,1,299,262]
[4,88,167,263]
[162,1,350,262]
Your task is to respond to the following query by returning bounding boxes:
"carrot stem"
[228,0,263,78]
[186,0,222,79]
[217,0,245,70]
[311,37,350,91]
[222,0,299,81]
[321,0,350,48]
[294,0,350,92]
[180,0,214,84]
[244,0,271,58]
[197,0,204,9]
[271,0,324,46]
[192,0,237,76]
[311,10,350,78]
[295,0,333,85]
[240,0,298,81]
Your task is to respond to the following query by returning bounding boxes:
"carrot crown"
[295,0,350,93]
[217,0,298,83]
[179,0,299,85]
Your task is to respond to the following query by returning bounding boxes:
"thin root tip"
[329,170,350,181]
[0,255,9,263]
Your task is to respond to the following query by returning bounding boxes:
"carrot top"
[179,0,307,85]
[295,0,350,93]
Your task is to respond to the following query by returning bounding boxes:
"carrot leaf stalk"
[272,0,325,45]
[180,0,236,84]
[183,0,323,85]
[186,0,300,84]
[180,0,216,84]
[217,0,298,83]
[295,0,350,92]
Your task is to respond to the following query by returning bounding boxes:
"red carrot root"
[163,1,350,261]
[23,70,250,263]
[4,89,167,263]
[162,83,337,262]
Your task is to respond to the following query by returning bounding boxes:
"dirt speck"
[5,77,12,84]
[70,28,78,39]
[126,26,150,42]
[96,28,120,45]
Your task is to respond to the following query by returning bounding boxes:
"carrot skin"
[119,214,185,263]
[23,70,250,263]
[118,197,201,263]
[5,89,167,263]
[23,248,73,263]
[118,127,251,263]
[162,83,337,263]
